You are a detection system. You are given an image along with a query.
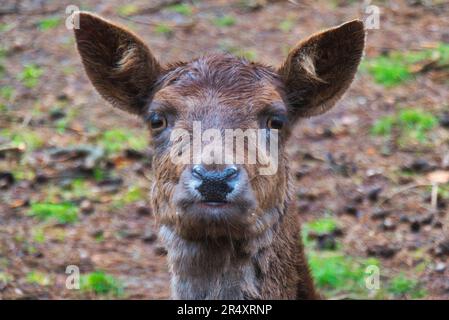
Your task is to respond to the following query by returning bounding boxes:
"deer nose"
[192,165,239,202]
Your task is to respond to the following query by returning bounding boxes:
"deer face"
[74,12,365,241]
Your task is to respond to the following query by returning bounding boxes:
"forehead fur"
[156,53,283,98]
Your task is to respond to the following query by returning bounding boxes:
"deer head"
[73,11,365,242]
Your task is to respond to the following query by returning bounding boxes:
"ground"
[1,0,449,299]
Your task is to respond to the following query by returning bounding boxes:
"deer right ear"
[73,12,162,115]
[279,20,365,120]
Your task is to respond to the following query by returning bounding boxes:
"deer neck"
[159,201,298,300]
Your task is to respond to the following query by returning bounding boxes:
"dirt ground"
[1,0,449,299]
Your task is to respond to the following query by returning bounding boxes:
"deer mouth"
[198,200,231,208]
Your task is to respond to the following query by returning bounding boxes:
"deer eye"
[148,113,167,131]
[267,116,285,130]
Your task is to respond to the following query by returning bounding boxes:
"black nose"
[192,165,239,202]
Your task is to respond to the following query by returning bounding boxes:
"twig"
[377,183,431,207]
[131,0,183,15]
[118,14,197,30]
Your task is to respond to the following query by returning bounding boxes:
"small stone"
[433,221,443,229]
[316,234,337,251]
[420,214,434,225]
[57,93,69,101]
[351,194,364,205]
[0,172,15,189]
[136,205,152,216]
[435,262,446,273]
[154,245,167,256]
[34,173,49,184]
[49,109,66,121]
[142,229,157,243]
[367,187,382,202]
[80,200,94,214]
[343,205,358,216]
[381,218,396,231]
[124,149,145,160]
[403,159,434,173]
[439,112,449,128]
[367,244,399,259]
[399,214,410,223]
[371,209,391,220]
[90,229,103,239]
[435,240,449,257]
[410,219,421,233]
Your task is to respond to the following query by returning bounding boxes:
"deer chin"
[171,183,257,241]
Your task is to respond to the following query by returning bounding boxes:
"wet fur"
[74,12,365,300]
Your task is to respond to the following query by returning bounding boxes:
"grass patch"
[388,274,426,299]
[80,271,123,296]
[99,129,147,154]
[302,217,382,298]
[0,85,14,101]
[304,218,337,235]
[363,43,449,87]
[308,251,380,298]
[38,16,61,31]
[167,3,193,16]
[371,108,437,144]
[154,23,173,36]
[279,19,294,32]
[1,129,45,151]
[18,64,44,88]
[0,272,13,287]
[213,15,236,27]
[27,202,78,224]
[117,4,139,16]
[0,23,13,32]
[26,271,51,286]
[112,185,146,208]
[31,227,46,244]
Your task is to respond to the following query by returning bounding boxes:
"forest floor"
[1,0,449,299]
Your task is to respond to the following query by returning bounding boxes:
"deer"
[73,12,365,299]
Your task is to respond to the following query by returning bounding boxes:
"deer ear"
[74,12,162,114]
[278,20,365,119]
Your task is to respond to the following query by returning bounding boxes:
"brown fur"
[73,12,365,300]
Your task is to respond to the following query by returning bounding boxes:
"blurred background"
[1,0,449,299]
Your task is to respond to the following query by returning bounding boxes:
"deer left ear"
[278,20,365,119]
[74,12,162,115]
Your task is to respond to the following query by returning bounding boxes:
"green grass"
[31,227,46,244]
[0,85,14,101]
[213,15,236,27]
[38,17,61,31]
[363,43,449,86]
[99,129,147,154]
[80,271,123,296]
[371,108,437,144]
[167,3,193,16]
[0,272,13,286]
[112,185,146,208]
[117,4,139,16]
[304,218,337,235]
[1,129,45,151]
[154,23,173,36]
[308,251,380,298]
[0,23,13,32]
[18,64,44,88]
[388,274,426,299]
[279,19,294,32]
[26,271,51,286]
[302,217,384,298]
[27,202,79,224]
